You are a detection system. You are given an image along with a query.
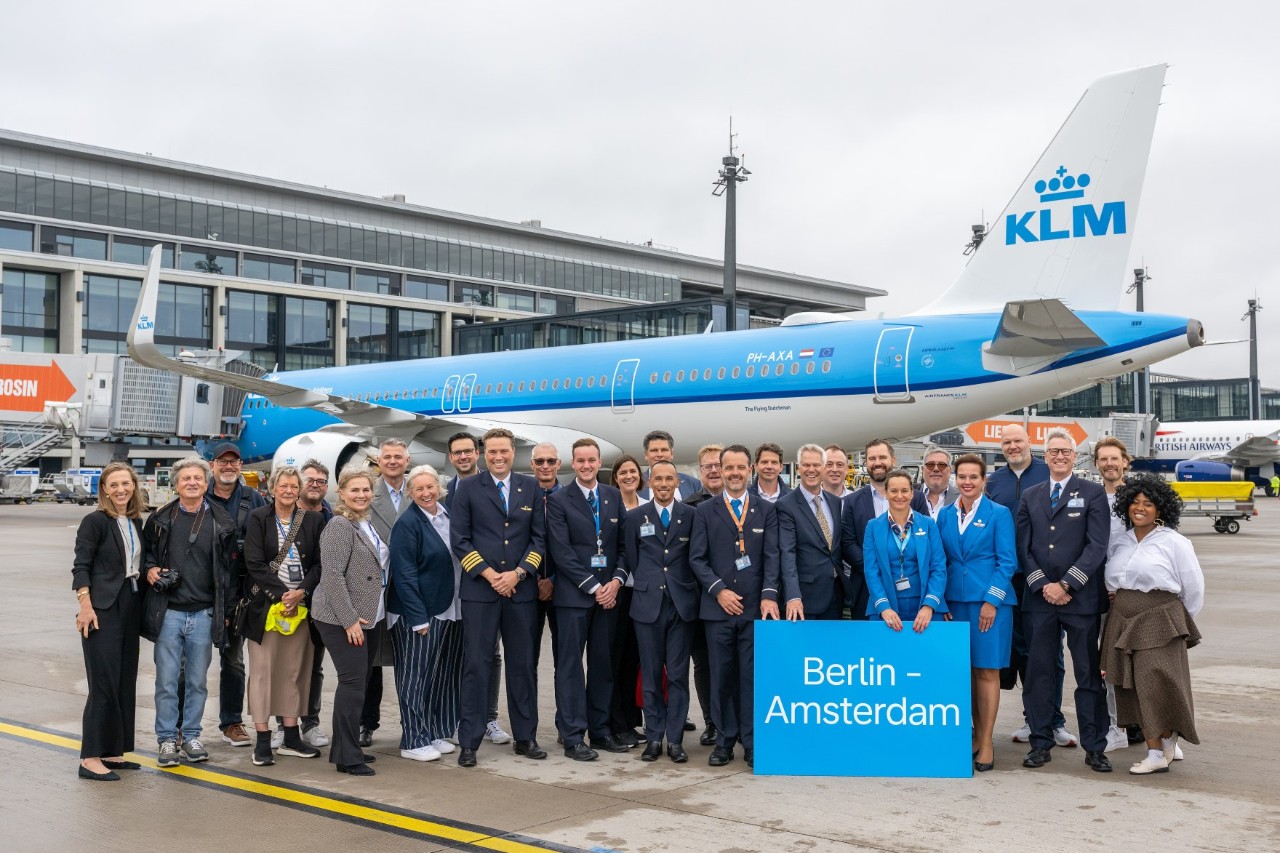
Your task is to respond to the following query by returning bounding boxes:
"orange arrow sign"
[0,361,77,412]
[964,419,1089,447]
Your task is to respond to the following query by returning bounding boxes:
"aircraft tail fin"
[919,64,1167,315]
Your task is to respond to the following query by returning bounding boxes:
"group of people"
[70,424,1205,780]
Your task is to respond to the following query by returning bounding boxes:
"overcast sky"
[2,0,1275,387]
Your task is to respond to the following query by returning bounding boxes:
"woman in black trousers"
[73,462,147,781]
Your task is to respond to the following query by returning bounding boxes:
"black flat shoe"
[641,741,663,762]
[513,740,547,759]
[78,765,120,781]
[667,744,688,763]
[744,748,754,768]
[564,742,598,762]
[683,719,696,732]
[361,753,377,763]
[336,763,375,776]
[589,735,631,753]
[457,748,477,767]
[699,725,718,747]
[102,759,141,770]
[358,727,374,748]
[1085,750,1113,773]
[708,745,734,767]
[975,760,995,772]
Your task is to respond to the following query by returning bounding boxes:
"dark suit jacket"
[777,487,843,614]
[623,501,699,623]
[748,479,792,502]
[839,485,931,604]
[547,482,625,608]
[638,471,702,503]
[72,510,145,610]
[689,493,780,622]
[1016,475,1110,615]
[449,472,545,604]
[243,505,325,600]
[388,506,456,627]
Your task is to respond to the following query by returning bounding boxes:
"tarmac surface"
[1,500,1277,852]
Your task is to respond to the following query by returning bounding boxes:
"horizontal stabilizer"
[779,311,862,327]
[981,299,1104,376]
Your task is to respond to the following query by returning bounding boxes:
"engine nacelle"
[272,432,374,498]
[1174,460,1245,482]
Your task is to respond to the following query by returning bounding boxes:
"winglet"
[126,245,165,365]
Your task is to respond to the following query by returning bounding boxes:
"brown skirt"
[1101,588,1201,744]
[247,624,315,722]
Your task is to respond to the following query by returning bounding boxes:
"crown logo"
[1035,166,1090,202]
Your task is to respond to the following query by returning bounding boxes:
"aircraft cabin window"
[822,361,831,373]
[540,380,548,391]
[484,383,492,394]
[663,371,671,383]
[790,363,799,375]
[717,367,725,380]
[507,382,514,393]
[649,372,658,384]
[732,366,741,379]
[703,368,712,381]
[563,376,570,388]
[552,379,560,390]
[575,377,583,389]
[676,370,685,382]
[806,361,815,375]
[746,365,755,378]
[518,381,526,392]
[599,374,607,387]
[776,364,785,376]
[689,369,698,382]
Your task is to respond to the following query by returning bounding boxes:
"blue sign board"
[754,621,972,777]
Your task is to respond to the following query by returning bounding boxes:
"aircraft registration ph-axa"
[127,64,1203,478]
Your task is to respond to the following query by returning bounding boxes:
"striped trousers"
[391,617,463,750]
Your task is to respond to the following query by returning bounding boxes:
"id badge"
[735,555,752,571]
[287,562,303,584]
[590,555,609,569]
[640,523,656,538]
[895,577,912,592]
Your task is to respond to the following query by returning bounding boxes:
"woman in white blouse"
[1102,474,1204,776]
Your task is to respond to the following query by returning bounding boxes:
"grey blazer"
[370,477,411,541]
[311,515,386,629]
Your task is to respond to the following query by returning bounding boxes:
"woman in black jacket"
[72,462,147,781]
[242,465,326,767]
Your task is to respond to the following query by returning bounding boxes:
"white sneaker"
[1173,744,1185,761]
[1104,726,1130,753]
[1053,726,1079,747]
[400,745,442,762]
[1129,752,1171,775]
[486,721,512,744]
[430,738,456,754]
[270,727,285,750]
[1011,724,1031,743]
[303,728,330,748]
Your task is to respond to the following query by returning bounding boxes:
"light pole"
[1243,297,1264,419]
[1127,267,1151,414]
[712,123,750,332]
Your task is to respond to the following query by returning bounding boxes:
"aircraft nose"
[1186,320,1205,349]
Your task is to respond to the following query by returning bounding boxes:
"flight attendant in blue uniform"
[862,470,948,631]
[937,453,1017,772]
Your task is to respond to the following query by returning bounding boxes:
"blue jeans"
[154,608,214,743]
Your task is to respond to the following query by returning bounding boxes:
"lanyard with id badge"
[892,516,913,592]
[724,494,751,570]
[588,491,609,570]
[275,510,304,585]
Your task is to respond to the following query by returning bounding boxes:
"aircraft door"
[441,374,460,413]
[611,358,640,414]
[456,373,476,413]
[873,327,915,403]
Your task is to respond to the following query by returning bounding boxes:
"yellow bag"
[264,601,308,636]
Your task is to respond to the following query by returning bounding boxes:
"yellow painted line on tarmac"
[0,720,580,853]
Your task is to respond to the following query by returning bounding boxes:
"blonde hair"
[407,464,445,499]
[333,465,375,521]
[96,461,146,519]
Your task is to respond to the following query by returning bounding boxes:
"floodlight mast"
[713,119,750,332]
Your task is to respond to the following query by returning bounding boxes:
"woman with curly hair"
[1102,474,1204,775]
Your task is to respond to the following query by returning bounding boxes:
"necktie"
[660,506,670,529]
[730,498,743,520]
[498,480,508,514]
[1050,482,1062,510]
[813,496,832,549]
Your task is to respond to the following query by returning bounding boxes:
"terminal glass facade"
[81,274,211,355]
[455,299,723,355]
[1,267,59,352]
[225,289,337,370]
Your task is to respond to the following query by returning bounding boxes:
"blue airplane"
[127,64,1203,479]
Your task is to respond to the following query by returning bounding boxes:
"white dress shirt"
[956,495,982,535]
[1105,526,1205,618]
[420,503,462,624]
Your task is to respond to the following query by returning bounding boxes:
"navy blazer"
[1016,475,1110,615]
[623,502,700,623]
[388,506,456,627]
[547,482,625,608]
[862,511,949,617]
[840,485,931,578]
[688,493,780,622]
[449,472,545,604]
[638,471,703,503]
[776,487,843,614]
[937,497,1017,607]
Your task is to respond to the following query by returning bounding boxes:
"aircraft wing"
[125,248,502,446]
[1205,435,1280,467]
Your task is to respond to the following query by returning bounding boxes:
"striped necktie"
[813,495,832,549]
[1050,482,1062,511]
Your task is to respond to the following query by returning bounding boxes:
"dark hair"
[720,444,752,464]
[572,437,600,454]
[864,437,895,456]
[643,430,674,451]
[884,468,914,490]
[1113,474,1183,530]
[953,453,987,478]
[610,454,645,491]
[300,458,330,477]
[481,427,514,446]
[755,442,784,463]
[448,432,478,452]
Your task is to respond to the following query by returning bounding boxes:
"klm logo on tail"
[1005,166,1125,245]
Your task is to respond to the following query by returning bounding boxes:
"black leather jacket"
[141,498,237,647]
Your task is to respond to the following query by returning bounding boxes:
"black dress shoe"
[513,740,547,759]
[102,759,141,770]
[336,763,375,776]
[699,724,718,747]
[708,745,734,767]
[1085,750,1113,772]
[1126,725,1145,744]
[975,760,995,772]
[1022,747,1052,768]
[589,735,631,753]
[684,719,696,732]
[615,729,640,748]
[457,748,478,767]
[358,727,374,748]
[744,748,754,768]
[78,764,120,781]
[564,742,599,761]
[667,744,688,763]
[641,741,663,762]
[361,753,377,763]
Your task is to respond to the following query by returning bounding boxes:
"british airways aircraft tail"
[920,64,1167,315]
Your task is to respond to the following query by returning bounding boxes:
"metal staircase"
[0,415,68,476]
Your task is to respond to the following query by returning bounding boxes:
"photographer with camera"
[142,456,237,767]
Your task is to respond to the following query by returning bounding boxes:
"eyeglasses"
[304,478,328,486]
[923,462,950,471]
[213,458,241,466]
[532,458,558,466]
[700,463,722,471]
[450,448,476,456]
[1045,448,1076,457]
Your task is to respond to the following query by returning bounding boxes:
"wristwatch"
[1058,580,1071,592]
[515,568,528,582]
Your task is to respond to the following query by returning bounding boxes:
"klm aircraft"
[127,64,1203,479]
